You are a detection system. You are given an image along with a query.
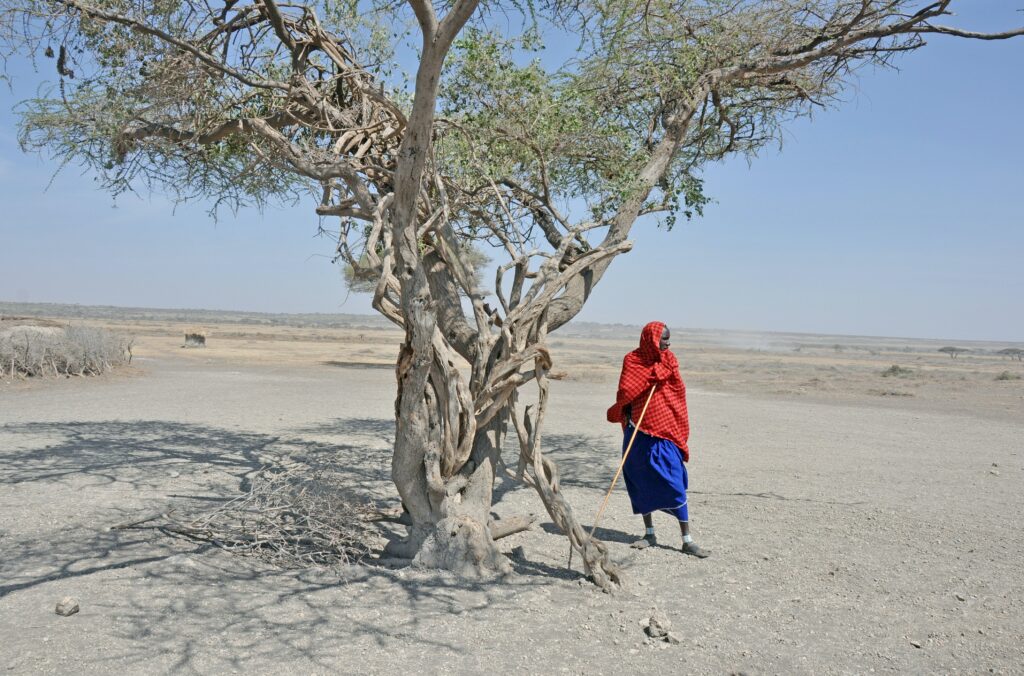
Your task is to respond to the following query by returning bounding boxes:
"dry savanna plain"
[1,303,1022,674]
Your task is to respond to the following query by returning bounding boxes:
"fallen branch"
[116,466,377,568]
[108,511,169,530]
[488,514,536,540]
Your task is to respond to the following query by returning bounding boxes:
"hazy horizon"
[4,299,1022,346]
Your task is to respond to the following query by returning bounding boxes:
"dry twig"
[122,465,377,568]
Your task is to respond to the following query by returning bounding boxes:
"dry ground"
[1,312,1022,674]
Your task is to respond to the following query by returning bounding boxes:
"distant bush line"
[1,324,133,378]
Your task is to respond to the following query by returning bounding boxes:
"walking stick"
[588,383,658,541]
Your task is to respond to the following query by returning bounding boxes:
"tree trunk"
[384,327,622,588]
[386,341,511,577]
[387,431,512,578]
[380,0,620,586]
[382,1,503,577]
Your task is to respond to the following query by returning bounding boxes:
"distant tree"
[939,346,968,359]
[997,348,1024,362]
[2,1,1022,588]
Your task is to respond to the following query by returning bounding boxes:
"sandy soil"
[1,314,1022,674]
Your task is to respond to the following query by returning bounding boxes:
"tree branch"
[53,0,288,91]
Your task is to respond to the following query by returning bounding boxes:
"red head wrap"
[606,321,690,459]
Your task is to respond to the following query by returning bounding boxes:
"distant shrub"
[938,346,968,359]
[184,330,207,348]
[0,324,132,378]
[995,371,1022,381]
[881,365,914,378]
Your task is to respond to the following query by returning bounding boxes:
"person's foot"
[631,533,657,549]
[681,541,710,558]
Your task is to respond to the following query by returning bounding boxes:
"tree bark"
[385,0,508,577]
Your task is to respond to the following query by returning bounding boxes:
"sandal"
[630,534,657,549]
[681,541,710,558]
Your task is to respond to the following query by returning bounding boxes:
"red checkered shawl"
[606,321,690,461]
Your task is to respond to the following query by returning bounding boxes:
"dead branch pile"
[127,465,377,568]
[0,324,132,378]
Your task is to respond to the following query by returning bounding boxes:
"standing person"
[606,321,709,557]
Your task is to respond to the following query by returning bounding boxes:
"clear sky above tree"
[0,2,1020,344]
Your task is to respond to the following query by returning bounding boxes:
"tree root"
[412,515,512,578]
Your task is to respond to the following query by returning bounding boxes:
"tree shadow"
[84,549,557,671]
[542,432,622,490]
[0,419,397,602]
[1,417,583,670]
[320,360,393,369]
[0,420,270,489]
[537,521,637,546]
[507,551,588,582]
[289,416,396,442]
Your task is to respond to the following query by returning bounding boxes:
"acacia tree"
[2,0,1021,588]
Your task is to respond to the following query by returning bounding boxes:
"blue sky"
[1,4,1022,341]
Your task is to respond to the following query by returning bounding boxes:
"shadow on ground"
[0,419,395,601]
[97,555,556,670]
[1,417,587,670]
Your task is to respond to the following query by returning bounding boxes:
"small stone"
[910,640,922,649]
[665,632,682,645]
[955,593,966,602]
[55,597,79,616]
[169,470,181,478]
[991,463,998,467]
[990,470,1000,476]
[643,609,671,639]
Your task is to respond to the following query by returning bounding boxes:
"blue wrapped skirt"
[622,423,688,521]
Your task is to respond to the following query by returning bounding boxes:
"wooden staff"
[588,383,657,540]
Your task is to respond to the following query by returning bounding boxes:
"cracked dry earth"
[1,342,1022,674]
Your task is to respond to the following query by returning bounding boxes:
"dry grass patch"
[1,320,132,378]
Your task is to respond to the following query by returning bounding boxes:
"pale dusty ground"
[1,315,1023,674]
